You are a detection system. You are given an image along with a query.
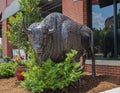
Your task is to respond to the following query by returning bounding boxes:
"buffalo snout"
[33,44,44,53]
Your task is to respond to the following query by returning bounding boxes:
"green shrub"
[0,45,2,58]
[6,0,42,51]
[0,62,17,78]
[21,50,83,93]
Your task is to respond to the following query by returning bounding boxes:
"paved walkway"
[100,87,120,93]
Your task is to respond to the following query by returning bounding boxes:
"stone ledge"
[86,60,120,66]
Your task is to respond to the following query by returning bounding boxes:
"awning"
[0,0,62,22]
[99,0,120,8]
[0,0,20,22]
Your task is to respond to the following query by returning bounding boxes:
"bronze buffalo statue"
[22,12,96,77]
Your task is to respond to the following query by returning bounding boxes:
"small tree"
[19,0,42,27]
[6,12,29,50]
[6,0,42,51]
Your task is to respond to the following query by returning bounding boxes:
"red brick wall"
[0,0,13,58]
[62,0,87,25]
[0,0,13,12]
[85,64,120,78]
[0,0,5,12]
[7,0,13,6]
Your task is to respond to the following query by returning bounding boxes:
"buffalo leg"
[90,47,96,77]
[78,54,86,86]
[79,55,86,72]
[92,54,96,77]
[82,55,86,67]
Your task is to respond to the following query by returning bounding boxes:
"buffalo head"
[27,23,54,54]
[21,12,57,64]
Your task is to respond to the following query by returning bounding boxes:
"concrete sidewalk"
[100,87,120,93]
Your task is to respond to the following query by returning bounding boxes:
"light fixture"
[48,0,53,2]
[73,0,79,2]
[73,0,85,2]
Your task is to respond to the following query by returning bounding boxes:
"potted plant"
[3,56,11,63]
[15,62,27,81]
[13,55,27,81]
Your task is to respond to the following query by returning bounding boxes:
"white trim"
[86,60,120,66]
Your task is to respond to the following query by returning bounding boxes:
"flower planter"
[15,66,27,81]
[4,58,10,63]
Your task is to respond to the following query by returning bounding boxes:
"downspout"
[113,0,118,58]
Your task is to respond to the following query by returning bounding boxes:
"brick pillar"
[1,0,13,58]
[2,21,13,58]
[62,0,87,25]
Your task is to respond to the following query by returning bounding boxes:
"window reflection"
[92,3,120,59]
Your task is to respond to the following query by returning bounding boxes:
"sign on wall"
[12,49,26,59]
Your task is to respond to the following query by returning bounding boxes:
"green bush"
[0,45,2,58]
[0,62,17,78]
[6,0,42,51]
[21,50,83,93]
[6,12,30,50]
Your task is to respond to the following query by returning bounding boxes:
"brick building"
[0,0,92,58]
[0,0,13,57]
[0,0,120,78]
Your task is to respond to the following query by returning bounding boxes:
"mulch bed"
[0,73,120,93]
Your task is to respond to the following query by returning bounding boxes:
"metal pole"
[87,0,92,28]
[113,0,118,57]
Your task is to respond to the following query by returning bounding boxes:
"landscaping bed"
[0,73,119,93]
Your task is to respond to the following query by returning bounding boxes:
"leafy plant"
[3,56,11,62]
[21,49,83,93]
[17,60,27,66]
[0,62,17,78]
[12,55,26,66]
[19,0,42,27]
[0,45,2,58]
[6,0,42,51]
[6,12,29,50]
[3,56,10,58]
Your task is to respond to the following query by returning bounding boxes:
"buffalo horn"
[48,28,55,34]
[21,11,32,34]
[48,18,57,34]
